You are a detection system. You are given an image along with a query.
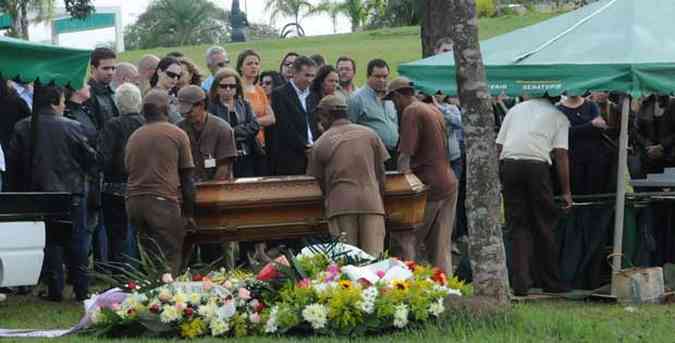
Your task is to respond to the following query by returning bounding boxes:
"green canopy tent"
[399,0,675,97]
[0,36,91,187]
[399,0,675,295]
[0,35,91,88]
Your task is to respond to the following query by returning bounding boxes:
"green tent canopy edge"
[0,35,91,89]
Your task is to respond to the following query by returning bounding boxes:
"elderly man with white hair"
[111,62,140,91]
[201,46,230,92]
[100,83,146,266]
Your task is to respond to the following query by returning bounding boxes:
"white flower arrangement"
[428,298,445,317]
[265,306,279,333]
[302,303,329,330]
[393,304,409,328]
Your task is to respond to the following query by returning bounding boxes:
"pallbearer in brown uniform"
[125,90,196,275]
[384,77,458,275]
[176,85,238,265]
[307,95,390,256]
[176,85,237,182]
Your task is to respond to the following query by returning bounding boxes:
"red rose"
[404,261,417,271]
[127,308,136,316]
[431,267,448,286]
[126,281,137,290]
[149,304,161,314]
[184,307,194,317]
[256,256,289,281]
[192,273,204,282]
[255,301,266,313]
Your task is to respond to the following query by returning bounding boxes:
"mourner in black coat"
[269,56,320,175]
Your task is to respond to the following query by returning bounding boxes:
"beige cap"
[315,94,348,112]
[383,77,414,100]
[177,85,206,114]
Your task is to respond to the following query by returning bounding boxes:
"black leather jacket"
[65,101,98,144]
[86,79,119,130]
[208,98,260,156]
[100,112,145,183]
[6,109,98,194]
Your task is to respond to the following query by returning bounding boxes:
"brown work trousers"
[394,189,457,275]
[328,214,386,257]
[127,195,185,275]
[501,159,562,294]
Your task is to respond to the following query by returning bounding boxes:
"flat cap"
[315,94,348,112]
[177,85,206,114]
[383,77,414,100]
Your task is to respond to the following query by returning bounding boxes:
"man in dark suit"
[270,56,319,175]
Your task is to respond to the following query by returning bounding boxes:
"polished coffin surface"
[190,172,428,243]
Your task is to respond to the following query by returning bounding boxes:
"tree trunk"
[446,0,511,305]
[420,0,453,57]
[18,1,30,39]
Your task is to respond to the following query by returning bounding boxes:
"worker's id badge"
[204,155,216,169]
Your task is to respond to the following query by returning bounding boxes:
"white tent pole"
[611,95,630,295]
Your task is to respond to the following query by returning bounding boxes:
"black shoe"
[39,294,64,302]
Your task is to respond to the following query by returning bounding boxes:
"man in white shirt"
[270,56,319,175]
[0,143,5,191]
[496,96,571,297]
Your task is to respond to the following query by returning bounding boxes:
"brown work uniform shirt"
[307,119,390,218]
[177,113,237,182]
[399,101,457,201]
[125,121,195,204]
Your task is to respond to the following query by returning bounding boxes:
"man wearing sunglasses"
[201,46,230,92]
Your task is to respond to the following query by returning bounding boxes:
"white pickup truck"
[0,192,71,300]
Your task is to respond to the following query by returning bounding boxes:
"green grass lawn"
[2,293,673,342]
[120,12,559,86]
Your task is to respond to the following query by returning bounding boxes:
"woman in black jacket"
[208,68,260,177]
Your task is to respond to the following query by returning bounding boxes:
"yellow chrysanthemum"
[338,280,353,290]
[391,279,409,291]
[180,319,207,338]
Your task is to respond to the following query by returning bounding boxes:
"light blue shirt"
[201,75,215,93]
[439,104,463,161]
[348,85,399,149]
[12,81,33,110]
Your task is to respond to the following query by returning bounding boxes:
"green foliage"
[476,0,497,17]
[124,0,230,50]
[365,0,422,30]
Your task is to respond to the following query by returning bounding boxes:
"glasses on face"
[219,83,237,90]
[165,71,181,80]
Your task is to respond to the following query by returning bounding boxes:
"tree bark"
[420,0,453,57]
[446,0,511,305]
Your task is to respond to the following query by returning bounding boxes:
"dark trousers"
[102,193,138,266]
[234,154,256,178]
[385,148,398,171]
[44,195,91,299]
[127,195,185,275]
[501,159,562,294]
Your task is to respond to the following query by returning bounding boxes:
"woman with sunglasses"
[149,56,183,123]
[236,49,276,176]
[208,68,260,178]
[260,71,285,101]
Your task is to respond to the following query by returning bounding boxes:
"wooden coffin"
[188,172,428,244]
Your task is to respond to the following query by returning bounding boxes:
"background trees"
[0,0,93,39]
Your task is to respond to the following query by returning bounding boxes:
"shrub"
[476,0,496,17]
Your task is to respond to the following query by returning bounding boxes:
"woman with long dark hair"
[149,56,183,123]
[208,68,260,177]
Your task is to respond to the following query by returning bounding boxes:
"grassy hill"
[120,12,559,85]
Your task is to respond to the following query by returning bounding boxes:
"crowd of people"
[0,39,673,301]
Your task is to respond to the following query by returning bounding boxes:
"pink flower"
[249,312,261,324]
[376,270,386,278]
[161,273,174,284]
[224,281,233,289]
[325,264,341,282]
[238,288,251,300]
[297,278,311,288]
[203,279,214,291]
[111,303,121,311]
